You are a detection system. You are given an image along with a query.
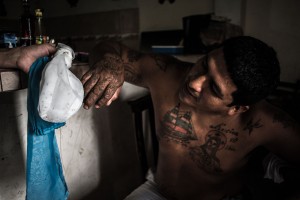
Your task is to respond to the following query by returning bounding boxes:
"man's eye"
[211,84,217,94]
[210,83,221,97]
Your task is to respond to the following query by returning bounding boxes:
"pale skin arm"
[0,44,56,73]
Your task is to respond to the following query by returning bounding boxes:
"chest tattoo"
[159,103,197,145]
[210,123,239,136]
[189,129,226,172]
[189,124,239,173]
[159,105,242,172]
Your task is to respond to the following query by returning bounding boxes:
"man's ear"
[228,105,249,116]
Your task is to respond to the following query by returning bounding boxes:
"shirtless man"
[81,36,300,200]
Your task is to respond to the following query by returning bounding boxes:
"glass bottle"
[20,0,35,46]
[34,8,46,44]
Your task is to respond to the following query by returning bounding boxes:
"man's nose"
[188,74,207,93]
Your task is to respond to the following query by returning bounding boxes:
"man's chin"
[178,93,194,107]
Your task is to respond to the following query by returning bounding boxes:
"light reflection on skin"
[178,48,238,115]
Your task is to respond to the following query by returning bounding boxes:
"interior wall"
[137,0,214,32]
[214,0,243,25]
[44,8,140,52]
[243,0,300,82]
[2,0,138,19]
[38,0,137,18]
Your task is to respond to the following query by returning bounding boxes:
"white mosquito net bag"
[38,43,84,123]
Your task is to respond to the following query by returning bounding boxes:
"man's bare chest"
[155,103,262,173]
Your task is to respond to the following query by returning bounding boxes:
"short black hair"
[223,36,280,106]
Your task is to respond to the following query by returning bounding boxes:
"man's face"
[178,48,237,115]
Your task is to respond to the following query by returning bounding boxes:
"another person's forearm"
[0,48,19,69]
[0,44,56,73]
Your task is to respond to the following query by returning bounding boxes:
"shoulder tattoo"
[243,118,263,135]
[272,112,296,129]
[150,54,180,72]
[127,49,142,62]
[151,54,168,72]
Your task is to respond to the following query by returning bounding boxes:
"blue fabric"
[26,57,69,200]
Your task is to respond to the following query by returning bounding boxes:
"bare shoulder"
[257,101,298,129]
[254,100,300,165]
[138,53,192,92]
[257,101,299,132]
[140,53,192,78]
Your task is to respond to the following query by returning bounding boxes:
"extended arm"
[0,44,56,73]
[81,41,140,109]
[82,40,189,109]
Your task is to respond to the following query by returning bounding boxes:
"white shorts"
[124,170,244,200]
[124,170,167,200]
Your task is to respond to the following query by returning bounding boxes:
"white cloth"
[38,43,84,123]
[263,153,290,183]
[124,170,244,200]
[124,170,167,200]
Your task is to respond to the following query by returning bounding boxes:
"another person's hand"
[81,54,124,109]
[1,43,56,73]
[16,44,56,73]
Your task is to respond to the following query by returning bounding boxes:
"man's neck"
[193,109,241,130]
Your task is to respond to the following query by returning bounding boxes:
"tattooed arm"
[81,40,191,109]
[82,41,147,109]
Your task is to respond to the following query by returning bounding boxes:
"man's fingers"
[82,73,101,97]
[113,87,122,100]
[106,87,122,106]
[83,76,115,109]
[83,82,107,109]
[95,84,119,108]
[81,70,94,85]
